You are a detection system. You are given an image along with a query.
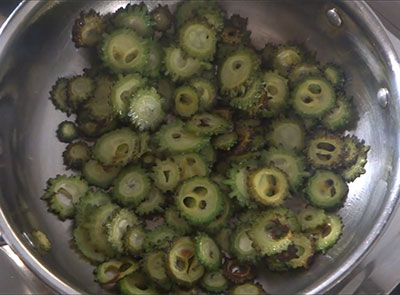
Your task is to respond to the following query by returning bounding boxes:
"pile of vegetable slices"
[41,1,370,294]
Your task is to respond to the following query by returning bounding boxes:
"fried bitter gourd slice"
[173,153,209,181]
[113,3,154,37]
[175,0,207,28]
[252,71,289,118]
[63,141,90,170]
[273,45,303,77]
[73,225,107,263]
[67,75,95,110]
[190,77,217,111]
[195,233,222,271]
[42,175,89,220]
[101,29,149,74]
[145,39,164,78]
[136,187,165,216]
[341,137,370,181]
[112,165,151,207]
[311,214,343,253]
[107,208,140,253]
[92,128,140,167]
[143,225,179,251]
[231,223,259,264]
[248,166,290,207]
[322,95,354,131]
[167,236,205,287]
[281,233,314,269]
[289,63,321,85]
[165,206,192,235]
[165,46,203,81]
[223,259,255,284]
[198,4,225,32]
[118,272,158,295]
[200,143,217,164]
[174,85,199,118]
[214,227,232,255]
[200,195,232,234]
[75,190,111,226]
[230,75,265,111]
[123,225,146,257]
[151,158,181,192]
[200,270,228,293]
[155,121,209,154]
[261,147,308,190]
[213,131,238,151]
[176,176,224,225]
[219,47,261,97]
[224,161,259,209]
[151,4,173,31]
[249,209,294,256]
[94,257,139,284]
[267,117,306,152]
[323,63,346,90]
[185,113,231,136]
[298,206,327,231]
[72,9,105,48]
[143,250,172,289]
[56,121,79,143]
[180,20,217,61]
[111,74,147,121]
[31,230,51,252]
[306,133,345,169]
[306,170,348,209]
[49,78,73,116]
[82,159,121,189]
[231,283,266,295]
[128,87,165,131]
[292,76,336,119]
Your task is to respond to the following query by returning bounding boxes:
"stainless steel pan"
[0,1,399,294]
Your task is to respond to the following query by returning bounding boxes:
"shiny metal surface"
[0,1,399,294]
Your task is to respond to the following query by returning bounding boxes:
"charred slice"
[63,141,90,170]
[72,9,105,48]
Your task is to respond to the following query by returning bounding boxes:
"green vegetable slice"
[200,195,232,234]
[322,96,353,131]
[305,170,348,209]
[175,0,207,28]
[56,121,79,143]
[286,233,314,269]
[342,142,370,182]
[62,141,90,170]
[231,75,265,111]
[194,233,222,270]
[190,78,217,111]
[92,128,140,167]
[42,175,89,220]
[153,78,175,112]
[123,225,146,256]
[76,109,118,139]
[101,29,149,74]
[273,45,303,77]
[342,135,361,167]
[67,75,94,110]
[173,153,209,181]
[271,207,301,232]
[165,46,203,81]
[73,225,107,263]
[267,118,306,151]
[200,143,217,164]
[107,208,140,253]
[298,206,327,231]
[155,121,209,154]
[94,258,139,284]
[249,209,293,256]
[261,147,308,190]
[82,159,121,189]
[165,206,192,235]
[323,63,346,90]
[113,3,154,37]
[289,63,321,85]
[180,20,217,61]
[75,190,111,226]
[223,259,255,284]
[231,223,259,264]
[214,227,232,255]
[219,47,260,97]
[198,5,225,32]
[135,187,165,216]
[306,133,345,169]
[143,251,172,289]
[145,39,164,77]
[292,76,336,119]
[230,283,265,295]
[111,74,147,121]
[212,132,238,151]
[312,214,343,253]
[118,272,158,295]
[143,225,179,251]
[31,230,51,252]
[72,9,105,48]
[112,165,151,207]
[248,167,290,207]
[176,176,224,225]
[200,270,228,293]
[167,236,205,286]
[174,85,199,118]
[186,113,231,136]
[151,4,173,31]
[128,87,165,131]
[49,78,73,116]
[151,158,181,192]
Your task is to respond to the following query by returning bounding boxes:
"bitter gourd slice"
[200,270,228,293]
[200,195,232,234]
[230,75,265,111]
[342,143,370,182]
[49,78,73,116]
[195,233,222,270]
[164,46,203,81]
[56,121,79,143]
[312,214,343,253]
[72,9,105,48]
[63,142,90,170]
[113,3,154,37]
[118,272,158,295]
[231,223,259,264]
[323,63,346,90]
[173,153,209,181]
[267,117,306,152]
[273,45,303,77]
[94,258,139,284]
[165,206,192,235]
[143,251,172,289]
[144,39,164,77]
[289,63,321,85]
[143,225,180,252]
[223,259,255,284]
[198,5,225,32]
[151,4,173,32]
[306,133,345,169]
[214,227,232,255]
[212,132,238,151]
[298,206,327,231]
[82,159,121,189]
[75,190,111,226]
[31,230,51,252]
[322,96,353,131]
[286,233,314,269]
[67,75,94,110]
[135,187,165,216]
[230,283,265,295]
[185,113,231,136]
[174,85,199,118]
[123,225,146,256]
[151,158,181,192]
[190,78,217,111]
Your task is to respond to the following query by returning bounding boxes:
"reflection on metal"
[377,88,390,108]
[326,8,343,27]
[0,233,5,247]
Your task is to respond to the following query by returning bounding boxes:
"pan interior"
[0,1,398,294]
